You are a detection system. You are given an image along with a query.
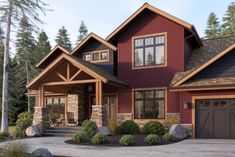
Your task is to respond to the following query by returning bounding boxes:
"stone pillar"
[91,105,107,127]
[67,91,85,125]
[33,107,50,131]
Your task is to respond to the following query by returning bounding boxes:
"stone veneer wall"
[33,107,50,131]
[91,105,107,127]
[67,91,85,125]
[116,113,133,125]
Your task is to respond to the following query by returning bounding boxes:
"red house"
[27,3,235,139]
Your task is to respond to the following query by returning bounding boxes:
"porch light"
[184,102,192,109]
[88,85,93,92]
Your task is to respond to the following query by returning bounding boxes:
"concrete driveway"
[0,137,235,157]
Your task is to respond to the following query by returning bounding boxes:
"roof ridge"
[201,35,235,41]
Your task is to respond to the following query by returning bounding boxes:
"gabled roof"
[27,53,127,89]
[71,33,117,55]
[171,39,235,90]
[36,45,70,68]
[106,3,202,46]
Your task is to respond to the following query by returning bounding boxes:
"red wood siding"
[116,10,185,114]
[180,90,235,123]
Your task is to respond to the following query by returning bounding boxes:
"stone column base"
[91,105,107,127]
[33,107,50,131]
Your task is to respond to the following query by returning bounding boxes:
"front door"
[90,95,117,119]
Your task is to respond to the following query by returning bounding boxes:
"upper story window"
[83,50,109,63]
[133,33,167,69]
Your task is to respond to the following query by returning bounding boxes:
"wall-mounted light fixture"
[184,102,192,109]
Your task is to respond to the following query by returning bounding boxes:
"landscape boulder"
[169,124,187,139]
[98,126,111,135]
[25,125,41,137]
[32,148,53,157]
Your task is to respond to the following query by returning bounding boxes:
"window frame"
[132,87,167,120]
[132,33,167,70]
[83,49,110,63]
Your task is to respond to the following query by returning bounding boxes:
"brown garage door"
[196,98,235,139]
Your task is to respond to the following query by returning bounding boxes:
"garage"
[196,98,235,139]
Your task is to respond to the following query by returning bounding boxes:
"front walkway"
[0,137,235,157]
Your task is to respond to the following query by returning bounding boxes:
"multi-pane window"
[101,52,108,60]
[134,34,166,67]
[46,97,65,105]
[92,52,99,61]
[134,89,165,119]
[83,50,109,62]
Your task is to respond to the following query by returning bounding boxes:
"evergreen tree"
[14,16,38,113]
[222,2,235,36]
[205,12,221,39]
[35,30,51,63]
[77,21,88,43]
[55,26,72,50]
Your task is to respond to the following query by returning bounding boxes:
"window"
[92,52,99,61]
[84,53,91,61]
[133,34,166,68]
[46,97,65,105]
[101,51,108,60]
[83,50,110,62]
[134,89,165,119]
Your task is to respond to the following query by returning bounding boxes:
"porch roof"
[27,53,128,90]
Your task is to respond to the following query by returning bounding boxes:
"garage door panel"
[196,110,212,138]
[213,109,228,139]
[231,110,235,139]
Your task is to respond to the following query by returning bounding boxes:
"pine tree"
[205,12,221,39]
[35,31,51,63]
[77,21,88,43]
[55,26,72,50]
[0,0,48,133]
[14,17,38,113]
[222,2,235,36]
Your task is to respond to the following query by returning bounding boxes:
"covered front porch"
[26,53,127,130]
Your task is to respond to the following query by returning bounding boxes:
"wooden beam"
[98,81,102,105]
[56,72,67,81]
[96,82,99,105]
[39,86,45,107]
[67,62,70,80]
[70,69,82,81]
[43,79,97,86]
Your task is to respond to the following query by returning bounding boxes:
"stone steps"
[42,126,81,137]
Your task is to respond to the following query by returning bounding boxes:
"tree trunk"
[26,61,31,112]
[1,0,13,133]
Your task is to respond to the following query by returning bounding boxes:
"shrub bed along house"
[68,120,181,147]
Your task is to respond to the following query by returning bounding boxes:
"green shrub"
[0,142,30,157]
[144,134,159,145]
[91,133,108,144]
[14,112,33,138]
[0,133,10,142]
[163,133,174,141]
[117,120,140,134]
[143,121,165,135]
[82,120,98,138]
[73,131,88,143]
[119,135,134,146]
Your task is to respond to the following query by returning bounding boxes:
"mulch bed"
[65,134,181,147]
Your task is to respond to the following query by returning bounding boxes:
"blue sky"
[37,0,234,48]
